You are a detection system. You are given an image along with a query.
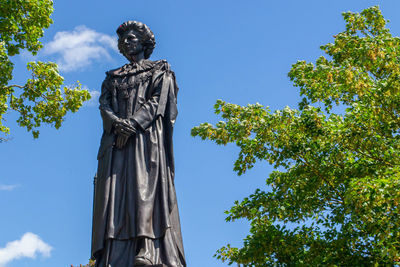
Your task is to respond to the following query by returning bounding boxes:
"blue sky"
[1,1,400,266]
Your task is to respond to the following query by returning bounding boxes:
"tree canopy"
[0,0,90,139]
[192,6,400,266]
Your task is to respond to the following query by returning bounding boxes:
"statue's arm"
[130,70,176,130]
[99,76,119,134]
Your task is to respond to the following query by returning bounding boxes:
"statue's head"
[117,21,156,61]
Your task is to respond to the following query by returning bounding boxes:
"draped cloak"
[91,60,186,267]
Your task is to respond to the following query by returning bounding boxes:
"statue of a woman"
[91,21,186,267]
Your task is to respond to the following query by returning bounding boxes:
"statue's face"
[122,30,144,58]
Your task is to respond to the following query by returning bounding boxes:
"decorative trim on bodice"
[106,59,170,78]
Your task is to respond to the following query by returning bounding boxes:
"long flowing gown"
[91,59,186,267]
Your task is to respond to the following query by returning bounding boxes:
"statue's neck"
[129,52,145,64]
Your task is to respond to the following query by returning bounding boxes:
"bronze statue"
[91,21,186,267]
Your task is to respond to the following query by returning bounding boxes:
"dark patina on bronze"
[91,21,186,267]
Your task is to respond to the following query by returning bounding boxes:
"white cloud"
[84,88,101,107]
[0,184,19,191]
[0,233,52,267]
[44,25,118,72]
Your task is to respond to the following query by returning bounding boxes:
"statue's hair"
[116,21,156,59]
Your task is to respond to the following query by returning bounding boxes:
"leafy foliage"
[71,259,95,267]
[0,0,90,139]
[192,6,400,266]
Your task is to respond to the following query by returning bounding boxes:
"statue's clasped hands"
[114,118,138,149]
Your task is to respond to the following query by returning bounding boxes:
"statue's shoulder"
[153,59,172,72]
[104,65,126,78]
[152,59,175,81]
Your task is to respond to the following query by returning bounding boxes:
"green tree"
[0,0,90,140]
[192,6,400,266]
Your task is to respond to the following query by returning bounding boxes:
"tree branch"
[4,84,25,89]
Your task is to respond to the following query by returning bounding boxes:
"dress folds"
[92,59,185,267]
